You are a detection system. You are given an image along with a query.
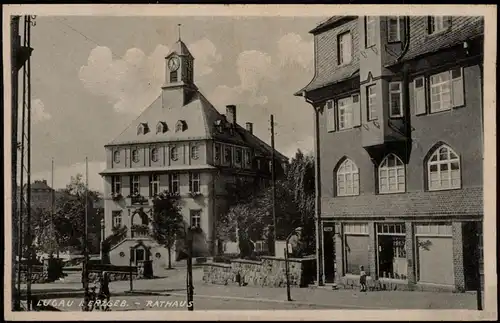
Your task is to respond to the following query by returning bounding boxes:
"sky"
[24,15,327,192]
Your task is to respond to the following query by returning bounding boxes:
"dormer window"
[175,120,187,132]
[214,119,224,133]
[156,122,168,134]
[137,123,149,135]
[428,16,452,34]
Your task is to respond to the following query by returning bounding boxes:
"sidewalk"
[24,267,478,310]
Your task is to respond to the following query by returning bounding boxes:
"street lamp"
[185,226,195,311]
[285,227,302,302]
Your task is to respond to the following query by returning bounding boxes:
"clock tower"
[162,33,197,108]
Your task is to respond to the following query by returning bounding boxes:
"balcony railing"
[131,224,150,238]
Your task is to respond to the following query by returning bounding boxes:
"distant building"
[295,16,483,292]
[100,36,287,270]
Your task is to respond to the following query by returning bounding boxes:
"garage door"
[417,236,454,285]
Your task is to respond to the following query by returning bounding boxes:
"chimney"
[245,122,253,134]
[43,180,47,185]
[226,105,236,125]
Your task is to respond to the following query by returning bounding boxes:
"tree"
[150,190,184,269]
[53,174,102,254]
[217,149,316,258]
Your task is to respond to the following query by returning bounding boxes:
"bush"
[213,256,231,264]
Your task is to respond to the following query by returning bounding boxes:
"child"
[359,265,367,292]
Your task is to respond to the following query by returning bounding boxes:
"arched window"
[132,149,140,163]
[151,148,159,162]
[336,158,359,196]
[378,154,405,193]
[113,150,120,163]
[170,146,179,161]
[427,145,461,190]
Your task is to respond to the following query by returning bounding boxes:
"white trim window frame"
[132,149,140,163]
[131,175,140,196]
[190,210,201,228]
[170,146,179,161]
[149,174,160,197]
[151,148,159,162]
[336,159,360,196]
[112,211,122,228]
[191,145,199,160]
[338,31,352,65]
[113,150,120,163]
[343,223,369,276]
[430,70,452,113]
[365,16,377,48]
[387,16,401,43]
[389,82,403,118]
[378,154,406,194]
[189,172,201,193]
[112,176,121,195]
[367,85,377,121]
[427,145,461,191]
[169,173,180,193]
[428,16,451,35]
[337,97,354,130]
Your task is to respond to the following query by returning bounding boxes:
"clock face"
[168,56,180,71]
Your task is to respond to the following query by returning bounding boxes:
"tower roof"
[168,39,193,58]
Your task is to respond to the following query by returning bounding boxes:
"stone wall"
[202,256,315,288]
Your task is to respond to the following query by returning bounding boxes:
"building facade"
[100,37,287,271]
[296,16,484,292]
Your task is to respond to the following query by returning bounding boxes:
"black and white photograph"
[3,4,497,321]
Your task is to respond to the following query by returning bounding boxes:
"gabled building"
[100,36,287,270]
[295,16,483,292]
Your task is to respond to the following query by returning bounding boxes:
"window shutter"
[189,173,193,192]
[425,17,431,34]
[326,100,336,132]
[414,77,427,115]
[352,94,361,127]
[451,68,464,107]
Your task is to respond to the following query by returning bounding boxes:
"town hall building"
[100,36,287,271]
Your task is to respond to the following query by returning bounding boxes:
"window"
[326,100,336,132]
[367,85,377,121]
[245,150,252,165]
[336,159,359,196]
[170,146,179,161]
[112,211,122,228]
[214,144,221,162]
[429,68,464,113]
[132,149,140,163]
[389,82,403,117]
[378,154,405,194]
[224,146,232,164]
[428,16,451,34]
[387,16,401,42]
[175,120,186,132]
[190,210,201,228]
[191,145,199,160]
[343,223,369,275]
[414,76,427,116]
[130,175,140,196]
[112,176,121,194]
[427,145,461,191]
[376,223,407,280]
[170,71,178,82]
[149,174,160,197]
[338,97,353,130]
[235,148,242,164]
[151,148,159,162]
[338,32,352,65]
[189,173,201,193]
[156,122,167,134]
[257,159,261,170]
[113,150,120,163]
[169,173,179,193]
[365,16,376,48]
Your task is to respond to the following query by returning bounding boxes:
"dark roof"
[294,70,359,96]
[322,186,483,217]
[309,16,357,35]
[386,16,484,66]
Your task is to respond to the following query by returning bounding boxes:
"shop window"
[376,223,407,280]
[343,223,369,275]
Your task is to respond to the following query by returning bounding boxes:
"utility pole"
[186,227,194,311]
[52,158,58,259]
[82,157,90,311]
[270,115,277,256]
[11,15,21,311]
